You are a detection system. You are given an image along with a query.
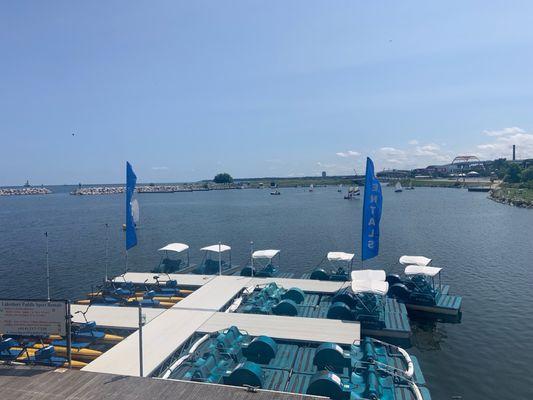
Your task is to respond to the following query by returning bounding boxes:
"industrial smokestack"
[512,145,516,161]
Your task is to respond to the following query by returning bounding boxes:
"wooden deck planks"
[0,366,320,400]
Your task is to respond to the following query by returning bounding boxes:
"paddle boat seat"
[0,338,23,361]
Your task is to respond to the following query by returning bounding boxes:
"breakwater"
[489,187,533,209]
[0,187,52,196]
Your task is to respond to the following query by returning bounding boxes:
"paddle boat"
[309,251,354,281]
[240,249,280,277]
[194,244,237,275]
[239,271,412,346]
[160,326,430,400]
[0,338,87,368]
[152,242,192,274]
[386,256,462,321]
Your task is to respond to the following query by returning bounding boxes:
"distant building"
[321,171,327,178]
[376,169,410,179]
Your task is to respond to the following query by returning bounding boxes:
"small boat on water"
[386,255,462,322]
[122,198,140,230]
[344,186,360,199]
[240,249,280,277]
[270,189,281,195]
[337,184,342,192]
[405,180,415,190]
[309,184,314,192]
[152,242,192,274]
[395,181,403,192]
[310,251,354,281]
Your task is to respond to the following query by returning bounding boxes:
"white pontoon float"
[241,249,280,277]
[310,251,354,281]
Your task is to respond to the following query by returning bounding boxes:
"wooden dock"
[0,365,320,400]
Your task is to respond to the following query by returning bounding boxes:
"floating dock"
[2,273,430,400]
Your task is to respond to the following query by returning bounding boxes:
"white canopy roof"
[350,269,386,282]
[200,244,231,253]
[351,280,389,295]
[327,252,355,262]
[252,249,280,259]
[399,255,432,266]
[158,243,189,253]
[404,265,442,277]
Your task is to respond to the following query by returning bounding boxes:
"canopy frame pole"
[104,223,109,282]
[45,232,50,301]
[250,241,254,277]
[125,250,129,275]
[186,249,190,267]
[218,242,222,275]
[66,301,72,368]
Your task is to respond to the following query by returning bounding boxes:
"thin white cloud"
[476,127,533,159]
[408,140,419,145]
[151,166,169,170]
[482,127,525,137]
[336,150,361,158]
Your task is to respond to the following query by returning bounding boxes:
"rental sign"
[0,299,67,336]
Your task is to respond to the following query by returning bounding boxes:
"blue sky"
[1,1,533,185]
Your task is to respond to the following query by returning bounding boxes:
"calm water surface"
[1,186,532,399]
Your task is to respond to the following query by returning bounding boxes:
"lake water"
[1,186,532,399]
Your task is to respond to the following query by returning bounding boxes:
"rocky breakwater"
[0,187,52,196]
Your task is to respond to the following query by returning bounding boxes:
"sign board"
[0,300,67,336]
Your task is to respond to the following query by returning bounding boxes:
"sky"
[1,1,533,185]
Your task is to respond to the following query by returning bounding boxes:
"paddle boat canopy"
[399,255,432,266]
[387,257,462,321]
[152,243,190,273]
[195,244,233,275]
[310,251,354,281]
[241,249,280,277]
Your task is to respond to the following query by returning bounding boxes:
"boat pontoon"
[152,243,192,274]
[194,244,237,275]
[240,249,280,277]
[158,326,430,400]
[386,258,462,321]
[310,252,354,281]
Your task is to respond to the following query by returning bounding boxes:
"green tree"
[491,158,508,179]
[521,166,533,182]
[503,163,522,183]
[213,173,234,184]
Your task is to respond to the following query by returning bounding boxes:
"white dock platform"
[114,272,215,287]
[173,275,253,311]
[84,274,357,377]
[71,304,165,330]
[198,312,360,345]
[82,308,214,376]
[115,273,346,294]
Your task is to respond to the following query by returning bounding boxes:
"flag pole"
[104,223,109,282]
[45,232,50,301]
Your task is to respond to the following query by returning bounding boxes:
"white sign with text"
[0,300,66,336]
